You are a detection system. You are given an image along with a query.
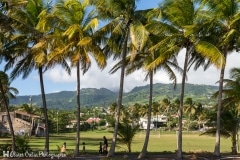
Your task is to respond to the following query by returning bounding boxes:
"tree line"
[0,0,240,159]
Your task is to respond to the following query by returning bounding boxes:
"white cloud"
[43,51,240,93]
[184,51,240,86]
[44,66,77,83]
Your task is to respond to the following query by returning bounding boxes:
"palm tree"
[160,98,173,115]
[92,0,150,156]
[38,0,106,156]
[183,98,197,131]
[210,67,240,154]
[110,35,182,158]
[2,0,67,153]
[152,101,160,127]
[0,71,18,152]
[116,121,139,153]
[220,68,240,106]
[147,0,225,158]
[200,0,240,156]
[201,106,240,155]
[0,1,41,35]
[128,103,143,122]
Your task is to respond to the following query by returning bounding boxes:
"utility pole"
[29,96,32,136]
[57,111,59,134]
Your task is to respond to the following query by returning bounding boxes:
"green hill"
[9,83,218,110]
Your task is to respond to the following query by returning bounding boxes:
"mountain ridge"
[9,83,218,110]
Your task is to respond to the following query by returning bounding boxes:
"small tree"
[115,121,139,153]
[200,107,240,155]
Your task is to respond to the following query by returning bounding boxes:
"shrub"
[0,144,12,156]
[15,135,31,154]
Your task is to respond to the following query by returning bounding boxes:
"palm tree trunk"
[232,131,238,155]
[75,61,80,156]
[138,71,153,159]
[0,81,16,152]
[214,52,227,156]
[108,25,129,157]
[177,46,190,159]
[39,67,49,153]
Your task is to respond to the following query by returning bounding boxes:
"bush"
[0,144,12,156]
[15,135,31,154]
[99,119,106,126]
[0,132,9,138]
[189,121,199,130]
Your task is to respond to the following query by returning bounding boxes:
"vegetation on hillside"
[9,83,218,110]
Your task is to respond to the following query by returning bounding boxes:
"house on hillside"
[85,117,101,124]
[0,111,44,136]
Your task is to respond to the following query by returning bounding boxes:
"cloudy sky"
[3,0,240,96]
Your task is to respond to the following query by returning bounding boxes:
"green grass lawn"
[0,129,232,155]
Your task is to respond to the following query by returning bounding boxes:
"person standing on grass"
[103,136,108,154]
[99,142,103,155]
[82,142,86,154]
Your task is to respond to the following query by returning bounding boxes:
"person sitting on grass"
[61,142,66,154]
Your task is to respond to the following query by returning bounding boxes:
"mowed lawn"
[0,130,232,154]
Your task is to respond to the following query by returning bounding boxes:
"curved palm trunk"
[39,67,49,153]
[138,71,153,159]
[108,27,129,157]
[214,53,227,156]
[177,47,190,159]
[231,131,238,155]
[0,82,16,152]
[128,142,131,153]
[75,62,80,156]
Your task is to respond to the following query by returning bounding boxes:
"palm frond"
[194,41,225,69]
[200,128,231,138]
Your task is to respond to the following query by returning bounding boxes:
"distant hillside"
[10,83,218,110]
[122,83,217,105]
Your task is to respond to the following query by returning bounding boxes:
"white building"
[139,118,154,130]
[139,115,168,129]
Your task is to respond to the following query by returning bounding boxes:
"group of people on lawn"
[99,136,108,155]
[60,136,108,155]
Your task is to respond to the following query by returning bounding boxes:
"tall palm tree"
[110,36,182,158]
[2,0,68,153]
[211,67,240,154]
[221,67,240,154]
[38,0,106,156]
[92,0,150,156]
[200,0,240,156]
[147,0,225,158]
[0,71,18,152]
[135,56,181,158]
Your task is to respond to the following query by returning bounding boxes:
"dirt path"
[1,153,240,160]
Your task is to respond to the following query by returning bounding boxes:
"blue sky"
[2,0,240,96]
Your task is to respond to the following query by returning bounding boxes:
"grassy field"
[0,129,232,155]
